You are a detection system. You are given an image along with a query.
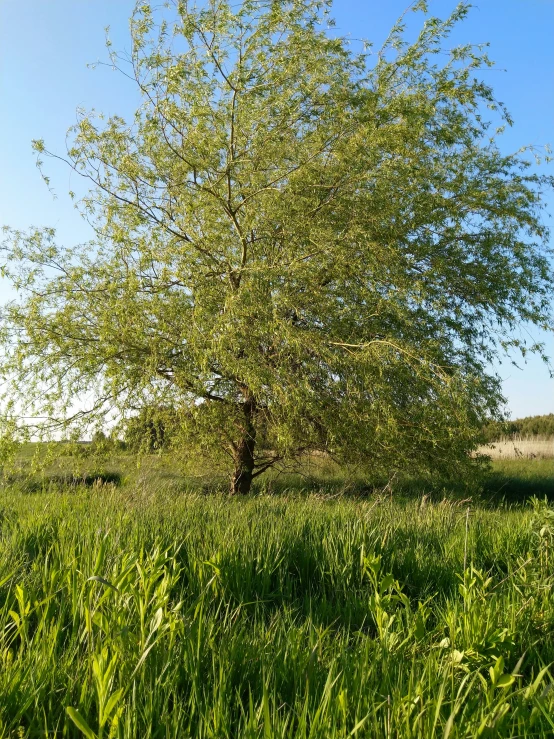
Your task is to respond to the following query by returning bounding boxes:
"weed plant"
[0,484,554,737]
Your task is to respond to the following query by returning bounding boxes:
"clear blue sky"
[0,0,552,419]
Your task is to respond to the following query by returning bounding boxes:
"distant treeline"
[483,414,554,442]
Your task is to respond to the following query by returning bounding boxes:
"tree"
[1,0,552,493]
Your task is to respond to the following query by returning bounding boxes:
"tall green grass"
[0,484,554,737]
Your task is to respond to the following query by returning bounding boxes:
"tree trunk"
[230,394,256,495]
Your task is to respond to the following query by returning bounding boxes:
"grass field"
[0,460,554,737]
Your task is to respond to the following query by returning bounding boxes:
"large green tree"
[1,0,552,492]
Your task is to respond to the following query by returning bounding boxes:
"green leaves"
[489,657,515,690]
[66,707,96,739]
[31,138,45,153]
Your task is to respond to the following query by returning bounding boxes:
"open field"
[478,439,554,460]
[0,460,554,737]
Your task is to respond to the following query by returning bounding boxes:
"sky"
[0,0,552,419]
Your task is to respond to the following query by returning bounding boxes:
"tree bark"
[230,394,256,495]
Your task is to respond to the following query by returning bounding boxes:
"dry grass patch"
[479,438,554,459]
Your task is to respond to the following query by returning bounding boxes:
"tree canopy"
[1,0,552,492]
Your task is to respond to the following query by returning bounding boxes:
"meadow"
[0,459,554,737]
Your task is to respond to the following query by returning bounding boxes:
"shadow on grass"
[1,470,123,493]
[481,471,554,503]
[250,460,554,507]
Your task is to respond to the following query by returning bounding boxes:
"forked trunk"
[230,395,256,495]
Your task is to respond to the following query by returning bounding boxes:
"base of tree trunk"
[229,468,254,495]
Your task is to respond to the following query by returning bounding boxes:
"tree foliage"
[1,0,552,492]
[124,406,177,452]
